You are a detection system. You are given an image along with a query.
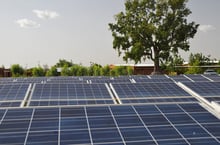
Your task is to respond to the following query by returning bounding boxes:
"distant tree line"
[10,59,133,77]
[7,54,220,77]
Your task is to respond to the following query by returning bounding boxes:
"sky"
[0,0,219,68]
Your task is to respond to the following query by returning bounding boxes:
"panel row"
[1,75,220,84]
[0,103,219,145]
[1,81,220,108]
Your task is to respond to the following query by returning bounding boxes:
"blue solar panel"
[169,75,192,82]
[0,103,219,144]
[203,74,220,82]
[112,83,191,98]
[29,83,114,106]
[182,82,220,103]
[183,82,220,96]
[0,84,29,101]
[111,82,196,104]
[0,84,29,108]
[185,74,211,82]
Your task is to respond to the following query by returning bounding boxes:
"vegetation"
[186,53,217,74]
[11,64,24,77]
[2,53,220,77]
[46,66,59,76]
[32,66,46,77]
[109,0,199,74]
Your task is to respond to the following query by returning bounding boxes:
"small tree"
[46,66,59,76]
[101,65,111,76]
[11,64,24,77]
[61,65,71,76]
[127,66,134,75]
[32,66,46,77]
[186,59,203,74]
[55,59,74,67]
[89,63,102,76]
[188,53,214,66]
[110,68,118,76]
[109,0,199,74]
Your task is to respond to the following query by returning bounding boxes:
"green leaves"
[109,0,198,73]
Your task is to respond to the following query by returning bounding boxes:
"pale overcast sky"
[0,0,219,68]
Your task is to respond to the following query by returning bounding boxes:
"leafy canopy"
[109,0,199,72]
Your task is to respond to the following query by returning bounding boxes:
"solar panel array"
[0,104,219,145]
[0,75,220,145]
[182,82,220,103]
[111,82,197,104]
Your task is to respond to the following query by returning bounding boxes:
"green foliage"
[11,64,24,77]
[110,68,118,76]
[46,66,59,76]
[109,0,199,73]
[188,53,212,66]
[76,65,88,76]
[55,59,74,67]
[186,53,217,74]
[69,65,88,76]
[61,65,71,76]
[32,66,46,77]
[101,65,111,76]
[185,59,203,74]
[89,63,102,76]
[110,66,134,76]
[162,55,185,74]
[8,60,135,77]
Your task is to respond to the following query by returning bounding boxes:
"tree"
[186,53,217,74]
[109,0,199,74]
[11,64,24,77]
[101,65,111,76]
[189,53,211,66]
[61,65,71,76]
[32,66,46,77]
[162,54,185,74]
[55,59,74,67]
[88,63,102,76]
[186,59,203,74]
[46,66,59,76]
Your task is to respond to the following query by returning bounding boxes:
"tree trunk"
[151,48,162,75]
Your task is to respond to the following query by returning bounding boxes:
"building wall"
[0,68,11,77]
[133,66,154,75]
